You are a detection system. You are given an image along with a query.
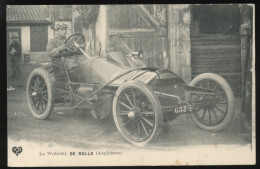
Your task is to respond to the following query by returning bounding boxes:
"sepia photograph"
[6,4,255,166]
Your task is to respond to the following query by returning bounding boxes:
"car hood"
[109,69,158,86]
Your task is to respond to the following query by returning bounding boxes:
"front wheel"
[113,81,163,147]
[188,73,235,131]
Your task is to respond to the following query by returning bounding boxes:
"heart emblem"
[12,147,22,156]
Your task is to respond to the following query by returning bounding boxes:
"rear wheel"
[113,81,163,146]
[189,73,235,131]
[27,68,54,119]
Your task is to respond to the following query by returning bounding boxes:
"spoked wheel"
[27,68,54,119]
[189,73,235,131]
[113,81,163,147]
[65,33,85,53]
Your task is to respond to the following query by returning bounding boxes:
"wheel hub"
[128,111,135,119]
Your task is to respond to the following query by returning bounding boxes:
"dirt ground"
[7,89,251,150]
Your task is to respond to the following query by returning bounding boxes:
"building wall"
[7,25,54,52]
[8,25,54,64]
[167,4,191,83]
[21,26,31,54]
[48,25,54,40]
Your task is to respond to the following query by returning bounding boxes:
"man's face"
[57,28,67,38]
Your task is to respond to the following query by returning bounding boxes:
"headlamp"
[138,50,143,59]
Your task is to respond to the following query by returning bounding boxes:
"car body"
[27,33,235,146]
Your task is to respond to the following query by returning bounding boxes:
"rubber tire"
[189,73,235,131]
[27,68,54,120]
[113,81,163,147]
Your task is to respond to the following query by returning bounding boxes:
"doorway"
[190,5,241,95]
[7,28,22,77]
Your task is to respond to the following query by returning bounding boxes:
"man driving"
[47,23,85,70]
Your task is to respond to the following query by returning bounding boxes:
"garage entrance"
[190,5,241,95]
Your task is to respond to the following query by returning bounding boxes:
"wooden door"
[191,35,241,95]
[30,25,48,52]
[190,5,242,95]
[107,5,168,69]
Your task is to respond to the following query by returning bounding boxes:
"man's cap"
[55,23,68,30]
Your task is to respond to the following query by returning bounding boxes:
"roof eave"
[7,21,52,25]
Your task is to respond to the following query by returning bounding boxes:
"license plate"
[173,105,189,114]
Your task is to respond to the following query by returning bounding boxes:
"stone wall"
[167,5,191,83]
[28,52,50,64]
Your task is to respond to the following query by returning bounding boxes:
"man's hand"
[59,44,67,52]
[10,48,16,55]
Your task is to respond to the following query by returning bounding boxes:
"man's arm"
[46,39,60,58]
[16,43,21,56]
[8,43,12,54]
[47,39,71,58]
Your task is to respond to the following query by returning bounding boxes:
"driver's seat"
[50,57,67,81]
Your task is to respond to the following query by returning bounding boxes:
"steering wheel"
[65,33,85,53]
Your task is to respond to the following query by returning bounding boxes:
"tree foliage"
[74,5,100,29]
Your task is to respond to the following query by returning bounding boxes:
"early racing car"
[27,33,235,146]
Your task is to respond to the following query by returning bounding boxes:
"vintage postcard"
[7,4,255,166]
